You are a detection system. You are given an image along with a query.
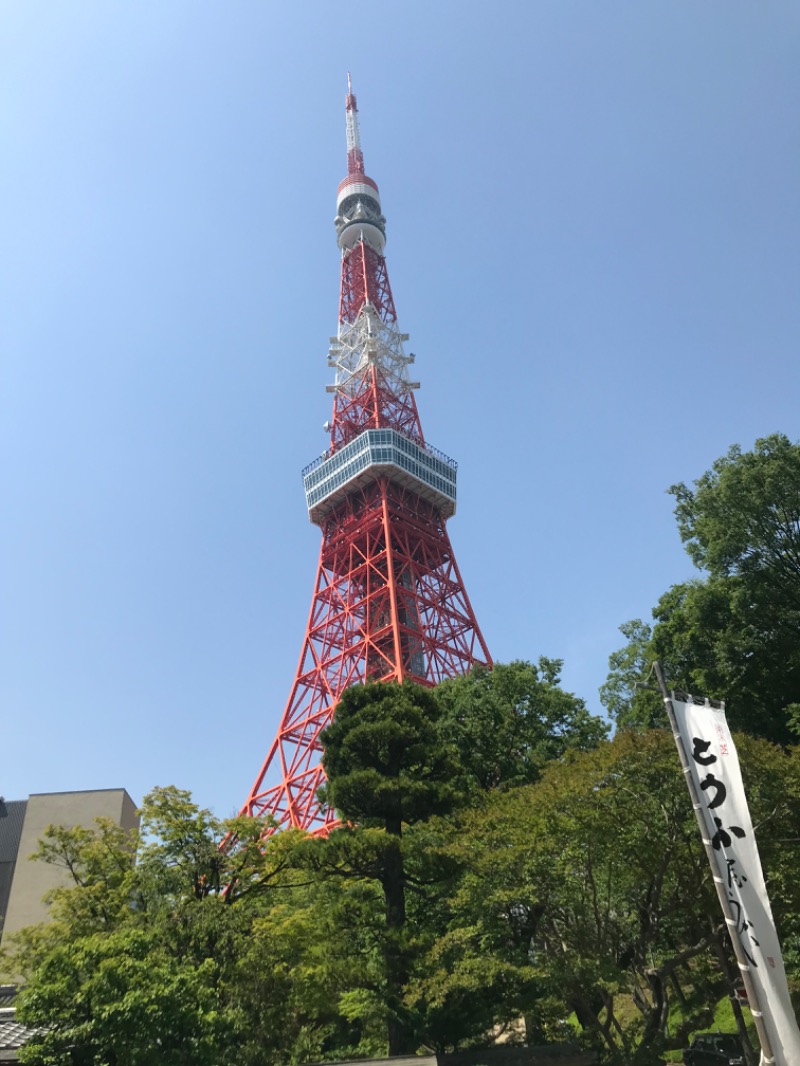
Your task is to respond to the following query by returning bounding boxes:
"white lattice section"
[326,304,418,399]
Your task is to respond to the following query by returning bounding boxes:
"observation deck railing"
[303,428,457,524]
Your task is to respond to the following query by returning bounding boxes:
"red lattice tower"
[239,77,492,833]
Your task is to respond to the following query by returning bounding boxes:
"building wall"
[0,790,138,948]
[0,802,29,940]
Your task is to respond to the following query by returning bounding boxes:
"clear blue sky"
[3,2,799,817]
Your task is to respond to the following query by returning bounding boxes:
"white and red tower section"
[240,79,491,833]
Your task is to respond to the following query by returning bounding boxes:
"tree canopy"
[320,680,460,832]
[429,730,800,1064]
[319,681,464,1054]
[671,434,800,593]
[435,659,608,794]
[603,434,800,742]
[6,583,799,1066]
[3,789,308,1066]
[4,666,614,1064]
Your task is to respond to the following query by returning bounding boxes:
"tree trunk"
[382,821,414,1055]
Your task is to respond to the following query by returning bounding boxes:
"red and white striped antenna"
[345,71,364,175]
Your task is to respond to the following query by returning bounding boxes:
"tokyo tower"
[239,78,491,833]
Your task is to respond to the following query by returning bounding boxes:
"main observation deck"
[303,428,457,525]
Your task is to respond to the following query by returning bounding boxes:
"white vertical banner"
[672,698,800,1066]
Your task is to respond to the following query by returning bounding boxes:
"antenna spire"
[345,73,364,175]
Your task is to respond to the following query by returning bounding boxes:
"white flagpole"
[652,661,774,1066]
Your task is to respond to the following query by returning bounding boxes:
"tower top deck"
[336,77,386,255]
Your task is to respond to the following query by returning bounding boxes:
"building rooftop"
[0,990,38,1062]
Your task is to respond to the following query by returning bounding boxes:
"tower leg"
[239,478,491,833]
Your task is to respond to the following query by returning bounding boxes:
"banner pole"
[653,661,774,1066]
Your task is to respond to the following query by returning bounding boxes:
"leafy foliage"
[436,659,608,793]
[670,434,800,589]
[4,788,305,1066]
[431,731,799,1063]
[600,620,654,728]
[319,681,466,1054]
[9,652,795,1065]
[321,680,461,831]
[604,435,800,742]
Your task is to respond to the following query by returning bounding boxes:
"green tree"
[232,874,390,1063]
[436,659,608,794]
[2,667,618,1064]
[670,434,800,591]
[321,680,461,831]
[316,668,608,1054]
[403,808,544,1052]
[319,680,461,1055]
[604,435,800,742]
[2,787,308,1066]
[434,731,799,1065]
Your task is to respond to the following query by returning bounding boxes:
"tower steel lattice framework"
[239,79,492,833]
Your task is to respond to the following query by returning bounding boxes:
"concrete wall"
[0,789,138,947]
[0,803,28,938]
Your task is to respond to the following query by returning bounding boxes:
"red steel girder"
[339,240,397,325]
[330,365,424,451]
[239,477,491,834]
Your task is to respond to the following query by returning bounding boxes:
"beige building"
[0,789,138,948]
